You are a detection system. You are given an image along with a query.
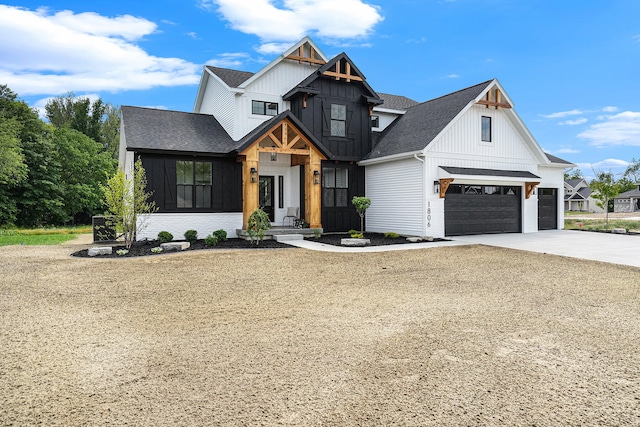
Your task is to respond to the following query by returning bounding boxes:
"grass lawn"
[565,218,640,232]
[0,226,91,246]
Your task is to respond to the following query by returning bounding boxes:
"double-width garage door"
[445,184,521,236]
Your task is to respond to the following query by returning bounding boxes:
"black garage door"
[445,184,521,236]
[538,188,557,230]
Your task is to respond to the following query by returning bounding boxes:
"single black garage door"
[445,184,521,236]
[538,188,557,230]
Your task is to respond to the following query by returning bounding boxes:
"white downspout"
[414,154,426,237]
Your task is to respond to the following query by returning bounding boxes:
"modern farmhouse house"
[119,37,572,239]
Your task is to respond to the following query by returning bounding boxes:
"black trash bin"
[92,216,116,242]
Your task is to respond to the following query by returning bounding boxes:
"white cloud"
[578,111,640,147]
[576,158,629,171]
[541,109,583,119]
[602,106,618,113]
[633,35,640,43]
[206,52,252,68]
[559,118,588,126]
[444,74,460,79]
[186,31,200,40]
[0,5,200,96]
[555,148,581,154]
[202,0,383,51]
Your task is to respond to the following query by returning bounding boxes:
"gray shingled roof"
[576,187,592,198]
[377,93,419,110]
[366,80,493,159]
[565,178,584,188]
[545,153,573,165]
[440,166,541,179]
[617,185,640,198]
[121,106,237,155]
[205,66,254,88]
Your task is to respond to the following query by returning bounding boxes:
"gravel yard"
[1,236,639,426]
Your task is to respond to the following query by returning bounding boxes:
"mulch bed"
[72,233,444,258]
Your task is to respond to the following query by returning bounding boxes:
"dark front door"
[445,184,522,236]
[538,188,557,230]
[259,176,275,222]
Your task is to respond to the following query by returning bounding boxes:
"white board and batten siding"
[197,74,236,138]
[365,157,424,236]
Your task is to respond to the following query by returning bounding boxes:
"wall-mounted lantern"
[314,170,320,185]
[250,167,257,183]
[434,180,440,194]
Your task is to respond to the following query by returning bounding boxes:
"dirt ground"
[1,236,639,426]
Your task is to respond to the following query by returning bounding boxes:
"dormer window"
[252,100,278,116]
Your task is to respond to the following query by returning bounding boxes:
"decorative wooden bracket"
[477,88,512,109]
[525,182,539,199]
[439,178,454,199]
[286,45,326,65]
[322,60,363,82]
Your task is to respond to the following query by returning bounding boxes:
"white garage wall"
[365,157,424,236]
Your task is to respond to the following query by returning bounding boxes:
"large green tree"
[44,93,120,159]
[52,127,116,222]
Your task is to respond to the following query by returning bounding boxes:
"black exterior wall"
[139,153,242,213]
[321,161,365,232]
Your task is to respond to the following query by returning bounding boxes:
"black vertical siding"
[321,161,365,232]
[138,153,242,213]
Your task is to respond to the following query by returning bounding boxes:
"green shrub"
[313,229,322,238]
[184,229,198,242]
[348,229,358,236]
[157,231,173,243]
[247,208,271,245]
[350,232,364,239]
[204,234,219,247]
[151,247,163,254]
[384,232,400,239]
[213,229,228,241]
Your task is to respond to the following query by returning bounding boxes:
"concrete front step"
[274,234,304,242]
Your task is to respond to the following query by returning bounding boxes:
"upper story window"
[252,100,278,116]
[177,161,212,209]
[331,104,347,137]
[371,115,380,128]
[481,116,492,142]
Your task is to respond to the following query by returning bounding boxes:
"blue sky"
[1,0,639,180]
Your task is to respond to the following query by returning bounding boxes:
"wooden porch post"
[306,150,322,229]
[242,145,259,229]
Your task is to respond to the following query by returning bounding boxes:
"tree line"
[0,85,119,228]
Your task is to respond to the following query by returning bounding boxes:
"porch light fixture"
[434,180,440,194]
[250,167,257,183]
[271,143,277,161]
[314,170,320,185]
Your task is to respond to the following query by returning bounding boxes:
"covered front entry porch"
[237,114,329,230]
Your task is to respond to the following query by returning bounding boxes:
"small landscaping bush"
[157,231,173,243]
[213,229,228,242]
[204,234,219,247]
[247,208,271,245]
[116,249,129,256]
[151,247,163,254]
[184,229,198,242]
[384,232,400,239]
[350,232,364,239]
[348,229,358,236]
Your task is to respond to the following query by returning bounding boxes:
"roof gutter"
[359,150,423,166]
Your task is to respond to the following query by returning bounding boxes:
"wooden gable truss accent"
[322,58,364,83]
[286,45,326,66]
[439,178,455,199]
[477,87,512,109]
[525,182,540,199]
[239,118,327,229]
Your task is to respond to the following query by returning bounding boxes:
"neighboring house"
[564,178,605,213]
[614,184,640,213]
[119,37,573,240]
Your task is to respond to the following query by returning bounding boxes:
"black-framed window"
[177,161,212,208]
[322,167,349,207]
[371,115,380,128]
[481,116,492,142]
[252,100,278,116]
[331,104,347,137]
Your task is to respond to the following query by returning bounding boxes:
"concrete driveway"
[456,230,640,268]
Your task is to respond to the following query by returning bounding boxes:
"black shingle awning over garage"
[439,166,541,180]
